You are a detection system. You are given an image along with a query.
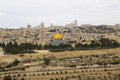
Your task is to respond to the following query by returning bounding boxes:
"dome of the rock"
[54,33,63,40]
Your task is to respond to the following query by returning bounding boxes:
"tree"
[21,78,25,80]
[6,59,20,68]
[37,44,42,50]
[12,59,20,66]
[111,40,119,47]
[75,42,84,49]
[44,44,50,49]
[43,58,50,65]
[0,42,5,48]
[90,40,100,48]
[99,38,120,48]
[99,38,111,47]
[4,75,11,80]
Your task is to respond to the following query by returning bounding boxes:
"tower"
[40,22,45,45]
[40,22,45,34]
[74,20,77,27]
[40,22,44,28]
[50,24,53,27]
[27,24,31,28]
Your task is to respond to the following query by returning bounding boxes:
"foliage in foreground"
[0,38,119,53]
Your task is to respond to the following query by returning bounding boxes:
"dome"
[54,33,63,40]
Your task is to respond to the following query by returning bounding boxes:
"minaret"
[40,22,46,45]
[40,22,45,36]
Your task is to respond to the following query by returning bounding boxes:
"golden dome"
[54,33,63,40]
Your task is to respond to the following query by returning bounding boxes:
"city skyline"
[0,0,120,28]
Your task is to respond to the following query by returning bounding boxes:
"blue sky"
[0,0,120,28]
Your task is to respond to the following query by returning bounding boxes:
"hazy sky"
[0,0,120,28]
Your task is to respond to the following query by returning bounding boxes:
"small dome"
[54,33,63,40]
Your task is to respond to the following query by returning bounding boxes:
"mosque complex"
[50,33,68,46]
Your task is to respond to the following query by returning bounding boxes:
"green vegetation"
[0,38,119,53]
[49,44,73,52]
[4,75,11,80]
[6,59,20,68]
[48,38,120,52]
[43,58,51,65]
[75,38,119,50]
[0,41,42,54]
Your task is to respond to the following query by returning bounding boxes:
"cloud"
[0,12,6,16]
[0,0,120,28]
